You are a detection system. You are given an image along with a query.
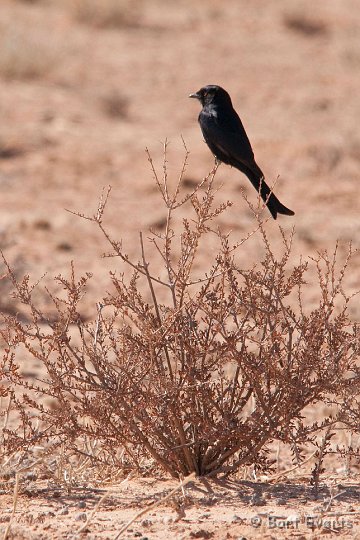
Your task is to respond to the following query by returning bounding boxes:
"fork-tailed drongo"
[189,85,294,219]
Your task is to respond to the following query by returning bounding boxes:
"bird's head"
[189,85,232,107]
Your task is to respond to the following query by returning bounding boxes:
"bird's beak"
[189,92,200,100]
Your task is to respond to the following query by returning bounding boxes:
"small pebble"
[75,512,87,522]
[250,495,267,506]
[77,500,86,509]
[24,472,37,482]
[59,507,69,515]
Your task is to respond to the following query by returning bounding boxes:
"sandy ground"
[2,473,360,539]
[1,0,360,538]
[1,0,360,313]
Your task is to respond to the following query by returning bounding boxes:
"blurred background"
[0,0,359,315]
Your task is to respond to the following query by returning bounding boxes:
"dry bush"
[71,0,143,29]
[335,367,360,443]
[1,144,360,479]
[0,259,25,318]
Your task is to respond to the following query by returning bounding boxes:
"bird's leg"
[214,156,221,166]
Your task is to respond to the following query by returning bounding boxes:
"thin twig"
[139,232,173,380]
[1,394,12,444]
[94,302,104,349]
[72,473,134,538]
[269,450,317,482]
[3,472,19,540]
[114,473,195,539]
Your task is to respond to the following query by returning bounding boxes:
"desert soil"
[2,473,360,539]
[1,0,360,538]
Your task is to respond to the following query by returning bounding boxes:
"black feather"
[189,85,294,219]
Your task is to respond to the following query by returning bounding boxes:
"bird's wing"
[199,108,261,174]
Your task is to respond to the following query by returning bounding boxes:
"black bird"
[189,85,294,219]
